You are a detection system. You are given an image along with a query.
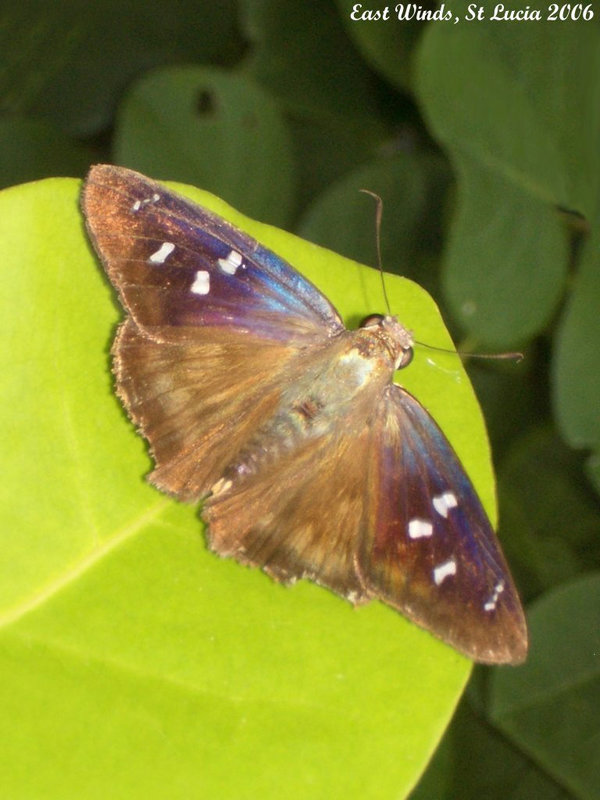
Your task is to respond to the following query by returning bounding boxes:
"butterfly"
[82,164,528,665]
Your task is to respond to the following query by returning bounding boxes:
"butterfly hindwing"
[361,385,527,663]
[204,422,370,602]
[113,319,302,499]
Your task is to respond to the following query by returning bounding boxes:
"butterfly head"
[359,313,414,370]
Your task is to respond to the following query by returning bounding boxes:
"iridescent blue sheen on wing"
[361,385,527,664]
[84,166,343,344]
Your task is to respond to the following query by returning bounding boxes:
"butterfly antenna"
[359,191,522,364]
[360,189,392,315]
[415,340,524,362]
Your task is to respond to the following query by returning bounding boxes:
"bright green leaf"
[0,175,503,799]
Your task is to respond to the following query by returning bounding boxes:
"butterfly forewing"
[83,165,344,344]
[83,164,527,665]
[361,386,527,664]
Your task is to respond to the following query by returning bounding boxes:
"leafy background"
[1,0,600,798]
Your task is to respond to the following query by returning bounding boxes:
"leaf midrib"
[0,498,171,630]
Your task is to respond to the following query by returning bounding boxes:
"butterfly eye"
[395,346,414,370]
[359,313,385,328]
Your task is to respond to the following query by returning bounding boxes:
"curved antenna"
[360,189,392,315]
[359,190,523,364]
[415,340,524,362]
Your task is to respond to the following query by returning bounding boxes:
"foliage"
[1,0,599,797]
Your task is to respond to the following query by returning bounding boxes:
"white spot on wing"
[433,491,458,518]
[408,518,433,539]
[191,270,210,295]
[484,580,505,612]
[211,477,232,495]
[433,559,456,585]
[132,193,161,213]
[218,249,243,275]
[148,241,175,264]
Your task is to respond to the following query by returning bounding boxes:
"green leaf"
[114,66,295,227]
[553,233,600,468]
[0,0,240,136]
[0,175,500,799]
[334,0,426,91]
[587,454,600,497]
[465,357,540,459]
[412,699,572,800]
[297,152,451,296]
[239,0,381,120]
[284,112,390,209]
[490,574,600,800]
[497,427,599,601]
[0,118,93,189]
[415,8,600,346]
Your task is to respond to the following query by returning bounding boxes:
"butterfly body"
[212,319,411,488]
[82,165,528,665]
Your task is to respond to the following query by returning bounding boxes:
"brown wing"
[358,385,527,665]
[203,425,372,601]
[114,320,303,501]
[82,165,345,501]
[82,165,344,346]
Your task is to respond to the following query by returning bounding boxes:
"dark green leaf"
[297,152,451,295]
[490,574,600,800]
[412,699,572,800]
[0,118,94,189]
[0,1,241,136]
[553,235,600,468]
[415,10,600,346]
[334,0,426,91]
[497,427,600,601]
[240,0,381,119]
[114,67,295,226]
